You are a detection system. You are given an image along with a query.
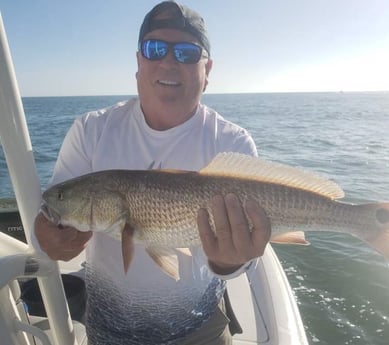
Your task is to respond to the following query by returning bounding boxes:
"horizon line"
[21,90,389,98]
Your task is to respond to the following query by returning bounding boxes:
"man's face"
[136,28,212,128]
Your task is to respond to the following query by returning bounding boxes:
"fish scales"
[92,170,374,246]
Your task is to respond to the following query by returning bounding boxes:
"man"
[34,2,271,344]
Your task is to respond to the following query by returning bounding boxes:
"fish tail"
[121,224,135,273]
[359,203,389,259]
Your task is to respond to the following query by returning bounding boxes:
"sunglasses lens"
[173,43,202,64]
[141,40,204,64]
[141,40,168,60]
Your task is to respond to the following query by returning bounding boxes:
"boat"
[0,10,308,345]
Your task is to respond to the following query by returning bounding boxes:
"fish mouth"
[40,203,61,226]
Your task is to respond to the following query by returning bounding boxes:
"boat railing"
[0,232,56,345]
[0,10,78,345]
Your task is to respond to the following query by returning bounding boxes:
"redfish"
[41,153,389,279]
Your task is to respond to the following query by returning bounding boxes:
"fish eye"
[376,208,389,224]
[57,191,64,201]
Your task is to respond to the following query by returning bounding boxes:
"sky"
[0,0,388,97]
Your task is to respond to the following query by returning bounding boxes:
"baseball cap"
[138,1,211,55]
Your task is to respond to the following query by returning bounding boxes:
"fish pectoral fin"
[146,246,180,281]
[103,217,127,241]
[270,231,310,245]
[121,224,135,273]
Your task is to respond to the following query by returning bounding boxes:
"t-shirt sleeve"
[215,117,258,158]
[230,129,258,157]
[48,115,95,187]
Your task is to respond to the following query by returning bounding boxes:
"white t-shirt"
[49,97,257,344]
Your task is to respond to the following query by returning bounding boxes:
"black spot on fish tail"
[377,208,389,225]
[357,203,389,260]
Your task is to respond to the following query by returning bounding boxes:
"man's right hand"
[34,212,93,261]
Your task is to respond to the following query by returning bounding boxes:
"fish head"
[41,177,96,232]
[41,173,129,235]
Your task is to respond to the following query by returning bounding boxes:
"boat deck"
[0,229,307,345]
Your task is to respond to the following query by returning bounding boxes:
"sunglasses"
[140,39,208,64]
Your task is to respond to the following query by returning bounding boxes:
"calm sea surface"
[1,92,389,344]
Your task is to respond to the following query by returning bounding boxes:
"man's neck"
[141,104,199,130]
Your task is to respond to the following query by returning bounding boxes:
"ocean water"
[1,92,389,344]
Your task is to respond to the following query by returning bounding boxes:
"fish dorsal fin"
[200,152,344,200]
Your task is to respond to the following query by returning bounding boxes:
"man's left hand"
[197,193,271,275]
